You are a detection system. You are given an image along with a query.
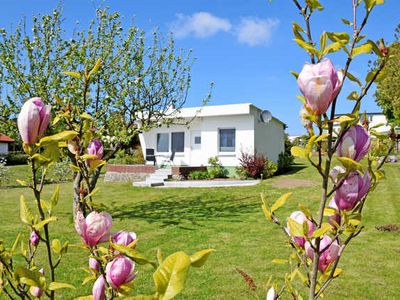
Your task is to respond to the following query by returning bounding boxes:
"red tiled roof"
[0,134,14,142]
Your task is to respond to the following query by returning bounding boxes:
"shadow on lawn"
[110,193,258,228]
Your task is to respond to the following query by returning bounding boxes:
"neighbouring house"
[0,133,14,154]
[333,112,394,134]
[138,103,286,170]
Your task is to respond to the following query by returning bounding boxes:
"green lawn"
[1,161,399,299]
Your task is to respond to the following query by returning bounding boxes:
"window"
[157,133,169,152]
[219,128,235,152]
[194,136,201,145]
[171,132,185,152]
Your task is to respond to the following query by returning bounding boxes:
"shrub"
[188,170,210,180]
[207,156,228,178]
[276,152,294,174]
[109,147,145,165]
[237,151,267,179]
[0,156,9,185]
[47,157,74,183]
[263,160,278,178]
[5,152,29,165]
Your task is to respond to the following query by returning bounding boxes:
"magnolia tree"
[260,1,395,299]
[0,63,213,299]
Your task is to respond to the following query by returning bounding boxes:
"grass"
[1,161,399,299]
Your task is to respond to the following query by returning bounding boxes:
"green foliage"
[109,147,145,165]
[374,26,400,123]
[3,152,29,165]
[207,156,228,179]
[188,170,210,180]
[263,160,278,178]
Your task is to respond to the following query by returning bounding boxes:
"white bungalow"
[0,133,14,154]
[138,103,286,168]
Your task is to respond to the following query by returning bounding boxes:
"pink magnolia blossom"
[305,236,340,272]
[105,256,136,289]
[112,231,137,247]
[17,97,51,145]
[29,268,44,298]
[89,257,100,271]
[336,125,371,162]
[266,287,277,300]
[333,171,371,211]
[30,230,40,246]
[287,211,315,248]
[87,139,104,160]
[297,59,343,115]
[328,199,341,227]
[75,211,112,247]
[92,275,106,300]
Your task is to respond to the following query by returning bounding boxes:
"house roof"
[172,103,285,125]
[0,134,14,143]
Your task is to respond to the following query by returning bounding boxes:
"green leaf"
[307,0,323,11]
[80,112,92,120]
[287,218,304,237]
[63,71,81,79]
[336,157,363,172]
[110,243,156,267]
[16,179,30,187]
[261,193,273,221]
[31,153,51,165]
[38,131,78,146]
[20,195,34,225]
[311,223,332,238]
[315,133,329,143]
[69,164,81,172]
[189,249,215,268]
[48,282,75,290]
[50,185,60,212]
[323,208,337,217]
[332,115,356,124]
[125,296,157,300]
[80,154,99,161]
[352,42,373,58]
[296,95,306,104]
[42,142,60,163]
[294,39,321,56]
[271,192,292,213]
[33,216,57,231]
[346,72,362,87]
[347,91,359,100]
[15,267,45,288]
[341,18,352,25]
[272,259,288,264]
[327,32,350,44]
[323,42,342,55]
[52,239,62,254]
[157,248,164,266]
[89,59,102,78]
[291,146,306,158]
[291,71,299,79]
[153,251,191,300]
[320,32,327,52]
[11,233,21,254]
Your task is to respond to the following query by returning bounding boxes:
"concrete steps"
[133,168,172,187]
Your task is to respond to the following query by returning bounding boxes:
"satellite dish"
[260,110,272,123]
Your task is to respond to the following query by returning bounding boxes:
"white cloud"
[235,17,279,47]
[170,12,232,39]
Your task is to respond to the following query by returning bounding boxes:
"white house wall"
[140,114,255,167]
[253,116,285,163]
[0,143,8,154]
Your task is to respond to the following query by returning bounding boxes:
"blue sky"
[0,0,398,135]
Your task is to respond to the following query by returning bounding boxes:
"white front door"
[190,131,202,166]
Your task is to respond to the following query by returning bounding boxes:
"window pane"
[219,129,235,152]
[194,136,201,144]
[171,132,184,152]
[157,133,169,152]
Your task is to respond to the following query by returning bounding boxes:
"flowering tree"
[261,1,395,299]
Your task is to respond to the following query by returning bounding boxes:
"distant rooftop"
[172,103,285,125]
[0,133,14,143]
